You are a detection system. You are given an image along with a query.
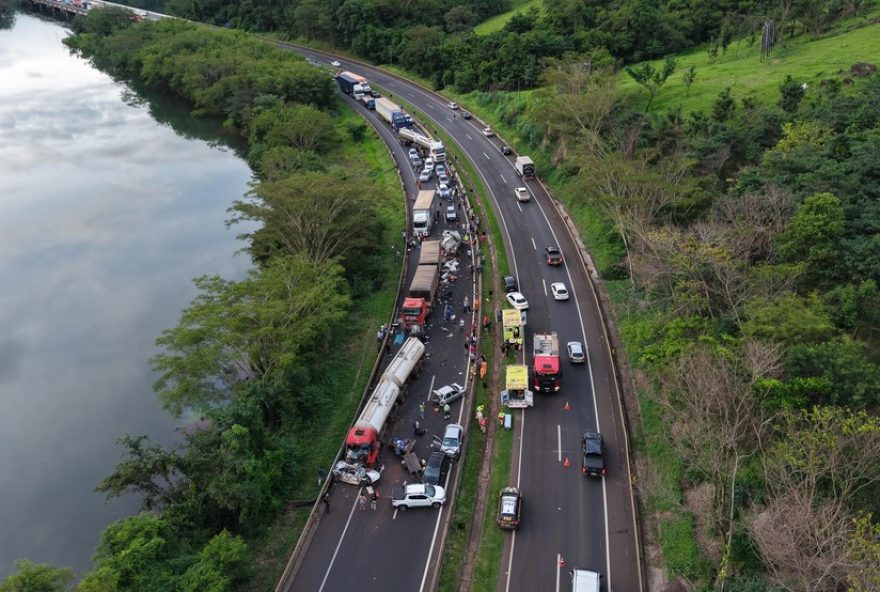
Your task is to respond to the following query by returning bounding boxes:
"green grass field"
[621,20,880,113]
[473,0,544,36]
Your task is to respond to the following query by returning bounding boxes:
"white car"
[506,292,529,310]
[550,282,569,301]
[482,127,494,137]
[438,173,450,186]
[448,102,459,110]
[330,60,341,67]
[567,341,586,364]
[419,169,433,183]
[408,148,419,160]
[331,461,381,486]
[424,157,435,171]
[445,205,457,222]
[437,183,451,199]
[435,163,446,177]
[514,187,530,202]
[392,483,447,510]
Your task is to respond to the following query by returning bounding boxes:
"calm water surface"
[0,13,253,576]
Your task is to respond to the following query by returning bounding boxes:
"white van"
[571,569,601,592]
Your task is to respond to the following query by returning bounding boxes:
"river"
[0,12,253,577]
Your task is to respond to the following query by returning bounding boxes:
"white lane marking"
[543,279,548,297]
[318,489,362,592]
[530,237,536,250]
[418,496,447,592]
[557,424,562,462]
[505,403,527,592]
[447,117,453,123]
[516,202,523,213]
[409,92,416,98]
[427,103,434,109]
[426,374,436,402]
[556,554,562,592]
[483,152,490,160]
[501,174,508,184]
[530,175,614,588]
[465,133,472,140]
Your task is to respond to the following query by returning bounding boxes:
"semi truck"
[375,97,413,129]
[343,337,425,467]
[533,332,562,392]
[515,156,535,179]
[412,189,436,237]
[501,365,534,408]
[335,72,360,95]
[402,265,439,330]
[398,127,446,162]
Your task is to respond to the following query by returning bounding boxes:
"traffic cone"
[564,401,571,411]
[559,556,566,567]
[563,457,570,468]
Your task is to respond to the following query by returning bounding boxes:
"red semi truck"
[344,337,425,466]
[533,332,562,393]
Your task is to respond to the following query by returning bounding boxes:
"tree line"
[1,13,393,591]
[158,0,869,91]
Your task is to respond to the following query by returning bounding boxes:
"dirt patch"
[684,482,722,564]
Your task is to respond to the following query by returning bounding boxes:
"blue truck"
[335,72,360,95]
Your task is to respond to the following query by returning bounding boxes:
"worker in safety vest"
[443,403,451,420]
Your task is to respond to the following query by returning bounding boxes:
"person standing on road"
[358,491,367,511]
[443,403,451,420]
[322,491,331,514]
[459,318,465,332]
[419,402,425,419]
[370,490,378,511]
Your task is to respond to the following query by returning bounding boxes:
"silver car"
[419,169,433,183]
[440,423,464,458]
[567,341,586,364]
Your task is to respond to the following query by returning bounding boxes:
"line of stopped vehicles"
[326,62,608,589]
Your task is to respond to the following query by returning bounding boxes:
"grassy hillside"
[621,18,880,113]
[473,0,543,35]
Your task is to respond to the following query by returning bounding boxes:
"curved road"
[288,48,643,592]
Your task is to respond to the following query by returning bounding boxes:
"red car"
[545,246,563,265]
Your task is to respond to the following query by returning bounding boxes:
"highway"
[285,50,643,592]
[284,91,479,591]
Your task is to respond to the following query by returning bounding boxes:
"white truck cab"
[571,568,601,592]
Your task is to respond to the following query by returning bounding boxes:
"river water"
[0,12,253,577]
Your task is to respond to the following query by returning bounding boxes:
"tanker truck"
[343,337,425,467]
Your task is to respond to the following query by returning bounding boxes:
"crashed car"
[331,460,382,486]
[430,382,465,406]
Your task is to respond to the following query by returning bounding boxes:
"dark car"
[545,246,563,266]
[423,451,450,486]
[497,486,522,530]
[501,146,512,155]
[581,432,606,477]
[461,110,472,119]
[503,275,518,293]
[370,90,380,98]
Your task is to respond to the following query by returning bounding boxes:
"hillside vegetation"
[473,0,542,36]
[620,17,880,113]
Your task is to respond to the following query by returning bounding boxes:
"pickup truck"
[392,483,447,510]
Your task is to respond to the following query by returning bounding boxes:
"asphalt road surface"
[286,92,479,592]
[286,49,643,592]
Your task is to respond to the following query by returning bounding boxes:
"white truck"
[412,189,436,237]
[515,156,535,179]
[399,127,446,162]
[375,97,412,129]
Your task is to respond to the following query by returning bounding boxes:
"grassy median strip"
[242,105,405,592]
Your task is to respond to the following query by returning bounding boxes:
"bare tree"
[748,489,856,591]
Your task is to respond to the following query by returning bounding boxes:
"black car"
[370,90,380,98]
[423,451,450,486]
[497,486,522,530]
[503,275,518,293]
[461,110,472,119]
[545,246,563,266]
[501,146,512,155]
[581,432,606,477]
